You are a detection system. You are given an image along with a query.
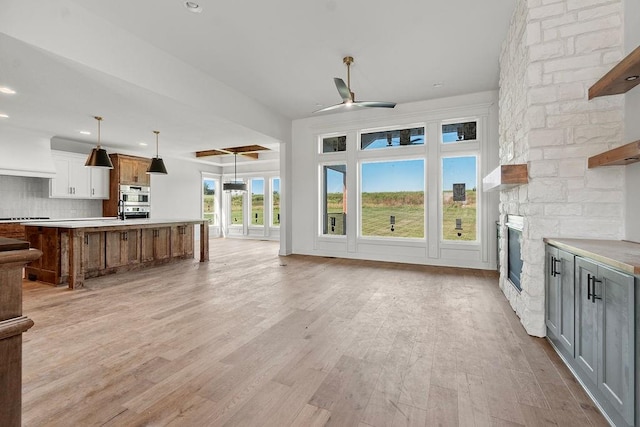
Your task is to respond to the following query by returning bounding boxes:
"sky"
[327,155,477,193]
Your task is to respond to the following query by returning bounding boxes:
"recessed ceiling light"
[0,87,16,94]
[626,75,639,81]
[139,142,148,146]
[0,113,8,118]
[184,1,202,13]
[79,130,91,135]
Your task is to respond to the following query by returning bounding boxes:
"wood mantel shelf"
[588,45,640,99]
[588,140,640,168]
[482,164,528,192]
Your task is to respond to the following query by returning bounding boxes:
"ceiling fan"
[314,56,396,113]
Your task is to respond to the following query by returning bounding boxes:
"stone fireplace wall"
[498,0,625,336]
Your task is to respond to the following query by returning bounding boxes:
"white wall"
[624,0,640,241]
[150,156,221,221]
[291,91,499,270]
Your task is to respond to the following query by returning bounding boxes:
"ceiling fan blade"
[353,101,396,108]
[313,102,347,113]
[334,78,352,102]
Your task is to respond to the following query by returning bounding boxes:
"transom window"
[442,121,477,143]
[360,126,425,150]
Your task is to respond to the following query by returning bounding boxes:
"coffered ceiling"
[0,0,516,163]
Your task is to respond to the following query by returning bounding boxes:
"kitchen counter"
[24,219,209,289]
[22,218,204,229]
[543,238,640,274]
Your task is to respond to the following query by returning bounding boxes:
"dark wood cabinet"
[24,227,60,284]
[103,154,151,217]
[105,230,140,268]
[118,156,150,186]
[84,232,105,275]
[171,225,194,258]
[141,227,171,262]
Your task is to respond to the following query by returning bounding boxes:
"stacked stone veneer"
[498,0,625,336]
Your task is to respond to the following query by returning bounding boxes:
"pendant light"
[147,130,168,174]
[223,153,246,191]
[85,116,114,168]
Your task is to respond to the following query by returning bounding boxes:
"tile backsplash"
[0,175,102,219]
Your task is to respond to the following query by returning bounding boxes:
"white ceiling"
[0,0,516,162]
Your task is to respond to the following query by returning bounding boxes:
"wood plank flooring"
[21,239,609,426]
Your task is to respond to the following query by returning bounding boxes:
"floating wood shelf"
[588,140,640,168]
[482,164,528,192]
[588,45,640,99]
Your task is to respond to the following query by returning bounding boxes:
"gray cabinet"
[545,246,574,357]
[545,243,636,427]
[575,257,635,426]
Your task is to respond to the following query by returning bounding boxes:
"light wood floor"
[21,239,608,427]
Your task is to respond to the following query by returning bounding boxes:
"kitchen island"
[24,218,209,289]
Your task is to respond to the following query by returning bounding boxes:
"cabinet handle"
[92,188,95,195]
[587,274,592,301]
[84,235,89,245]
[553,258,561,276]
[591,277,602,303]
[69,187,73,194]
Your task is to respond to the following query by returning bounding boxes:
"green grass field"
[326,190,476,240]
[209,190,475,240]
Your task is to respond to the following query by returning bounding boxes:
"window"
[360,126,425,150]
[442,156,477,241]
[360,159,425,238]
[322,165,346,235]
[272,178,280,226]
[442,121,477,143]
[229,182,244,226]
[202,177,218,225]
[322,135,347,153]
[250,178,264,226]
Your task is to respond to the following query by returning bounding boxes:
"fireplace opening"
[506,215,523,292]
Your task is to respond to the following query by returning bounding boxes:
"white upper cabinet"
[50,151,109,199]
[90,167,109,199]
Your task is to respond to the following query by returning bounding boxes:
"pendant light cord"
[94,116,102,148]
[154,130,160,158]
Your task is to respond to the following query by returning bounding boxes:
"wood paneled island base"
[24,219,209,289]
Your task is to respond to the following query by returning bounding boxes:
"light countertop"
[544,238,640,275]
[21,218,205,229]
